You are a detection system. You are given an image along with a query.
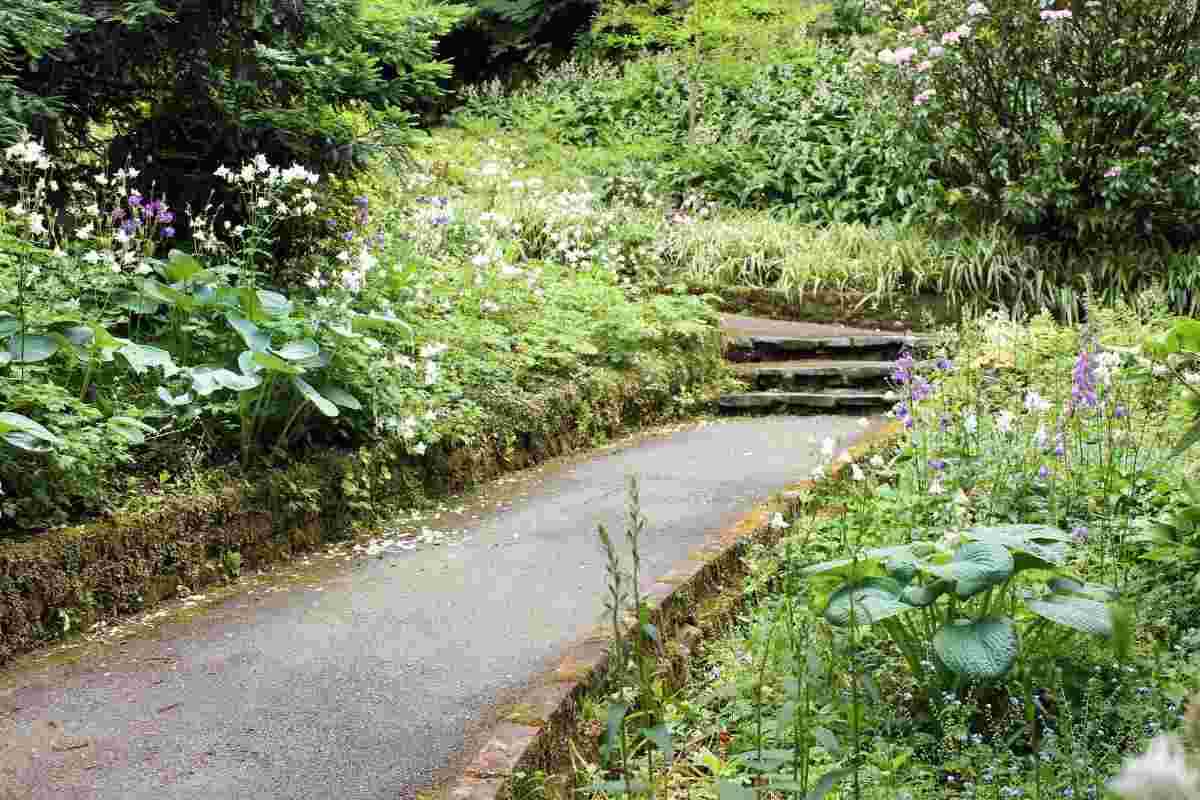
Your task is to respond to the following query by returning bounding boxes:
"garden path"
[0,317,896,800]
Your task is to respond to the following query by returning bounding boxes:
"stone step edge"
[726,333,938,352]
[719,391,893,409]
[731,360,936,378]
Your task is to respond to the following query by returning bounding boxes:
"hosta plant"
[803,524,1124,686]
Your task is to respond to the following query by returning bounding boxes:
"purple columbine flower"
[431,214,450,226]
[895,402,914,430]
[145,200,164,216]
[1038,464,1050,480]
[1072,526,1089,544]
[157,210,175,225]
[936,357,953,371]
[121,218,139,235]
[930,458,946,471]
[353,195,370,208]
[1071,349,1098,409]
[128,192,143,208]
[911,376,933,402]
[326,218,338,228]
[939,413,950,432]
[161,226,176,238]
[1114,404,1128,419]
[342,231,354,241]
[891,351,915,385]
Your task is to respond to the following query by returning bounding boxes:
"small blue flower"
[1038,464,1050,480]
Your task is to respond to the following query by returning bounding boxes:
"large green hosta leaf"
[803,545,918,578]
[901,579,953,607]
[1026,597,1113,637]
[6,334,58,363]
[934,617,1019,682]
[0,412,61,451]
[965,524,1068,572]
[824,577,916,626]
[948,541,1014,599]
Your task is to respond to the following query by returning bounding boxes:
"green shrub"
[879,0,1200,246]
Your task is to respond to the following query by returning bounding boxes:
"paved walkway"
[0,416,865,800]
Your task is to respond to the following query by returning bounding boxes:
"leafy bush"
[457,49,930,225]
[879,0,1200,246]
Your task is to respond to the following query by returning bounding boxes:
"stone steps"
[717,315,928,414]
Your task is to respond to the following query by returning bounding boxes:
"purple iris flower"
[161,226,176,238]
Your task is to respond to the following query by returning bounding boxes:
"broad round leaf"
[226,313,270,352]
[950,541,1014,599]
[118,343,178,377]
[3,432,52,451]
[292,376,339,417]
[7,334,59,363]
[320,384,362,410]
[252,351,301,375]
[886,551,919,583]
[256,289,294,318]
[165,250,204,282]
[824,576,915,626]
[1047,577,1118,601]
[933,617,1019,682]
[901,579,952,608]
[802,545,915,577]
[274,339,320,361]
[0,412,60,443]
[1026,597,1113,637]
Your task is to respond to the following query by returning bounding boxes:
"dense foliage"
[0,134,718,530]
[878,0,1200,246]
[571,308,1200,800]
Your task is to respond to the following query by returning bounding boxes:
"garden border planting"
[446,420,902,800]
[0,342,721,667]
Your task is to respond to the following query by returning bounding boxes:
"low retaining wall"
[448,420,902,800]
[0,342,723,667]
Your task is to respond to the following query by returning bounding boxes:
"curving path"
[0,415,867,800]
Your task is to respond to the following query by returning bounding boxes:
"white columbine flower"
[1024,391,1052,414]
[424,360,439,386]
[1109,735,1200,799]
[768,512,787,531]
[966,2,988,15]
[851,464,866,482]
[929,476,946,495]
[811,465,826,481]
[1034,424,1048,449]
[869,454,885,468]
[995,410,1014,433]
[82,250,102,264]
[964,412,978,433]
[820,437,836,459]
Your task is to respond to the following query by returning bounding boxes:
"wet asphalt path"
[0,416,865,800]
